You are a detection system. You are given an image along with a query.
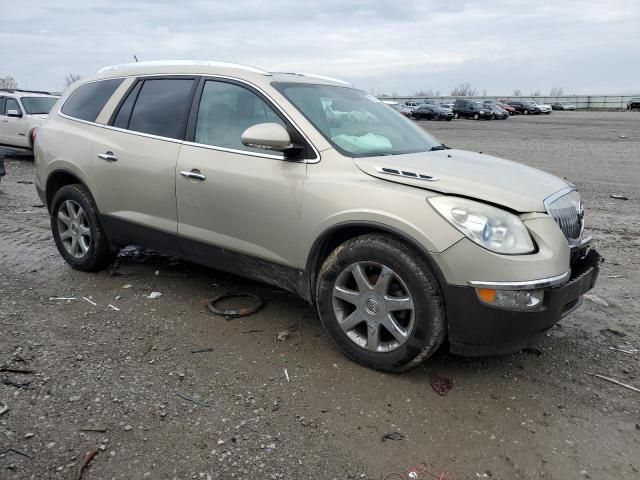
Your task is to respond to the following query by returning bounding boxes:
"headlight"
[428,196,535,254]
[479,110,485,114]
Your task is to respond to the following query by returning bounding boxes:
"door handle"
[180,170,206,181]
[97,151,118,162]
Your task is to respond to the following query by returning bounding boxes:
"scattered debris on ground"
[590,374,640,393]
[207,292,265,319]
[75,448,99,480]
[381,432,405,442]
[430,374,453,396]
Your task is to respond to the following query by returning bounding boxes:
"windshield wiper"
[429,145,446,151]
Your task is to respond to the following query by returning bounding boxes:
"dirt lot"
[1,111,639,479]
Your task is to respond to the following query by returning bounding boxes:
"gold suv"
[35,61,600,371]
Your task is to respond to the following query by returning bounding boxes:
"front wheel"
[316,234,445,372]
[51,184,116,271]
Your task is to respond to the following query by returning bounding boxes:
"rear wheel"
[316,234,445,372]
[51,184,116,271]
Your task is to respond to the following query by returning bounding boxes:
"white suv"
[0,89,59,150]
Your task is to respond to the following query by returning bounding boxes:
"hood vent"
[375,166,439,182]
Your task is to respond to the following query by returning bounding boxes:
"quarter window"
[126,79,194,139]
[61,78,123,122]
[194,80,285,153]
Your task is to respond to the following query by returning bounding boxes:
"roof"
[93,60,353,87]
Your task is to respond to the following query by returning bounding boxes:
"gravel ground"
[0,111,639,479]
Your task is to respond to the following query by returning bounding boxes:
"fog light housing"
[476,288,544,310]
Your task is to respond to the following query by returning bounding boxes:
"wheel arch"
[45,169,88,213]
[305,221,449,305]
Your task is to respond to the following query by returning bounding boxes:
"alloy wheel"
[57,200,91,258]
[332,261,415,353]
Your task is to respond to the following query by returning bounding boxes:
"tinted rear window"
[126,79,194,139]
[61,79,123,122]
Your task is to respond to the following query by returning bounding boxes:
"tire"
[50,184,116,271]
[446,117,452,121]
[316,234,445,372]
[523,109,529,115]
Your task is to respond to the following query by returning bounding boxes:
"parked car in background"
[35,60,600,371]
[488,100,516,115]
[486,104,509,120]
[398,105,415,117]
[537,103,552,114]
[552,102,577,111]
[440,103,454,110]
[507,100,542,115]
[627,97,640,110]
[452,99,493,120]
[405,101,420,108]
[0,89,59,150]
[411,104,453,121]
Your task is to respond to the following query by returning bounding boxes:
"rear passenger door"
[92,77,197,254]
[175,78,309,269]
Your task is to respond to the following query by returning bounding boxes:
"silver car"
[34,61,600,371]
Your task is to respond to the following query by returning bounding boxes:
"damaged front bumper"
[446,248,602,356]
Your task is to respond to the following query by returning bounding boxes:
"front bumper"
[446,248,601,356]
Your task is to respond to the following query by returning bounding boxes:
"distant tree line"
[379,83,569,98]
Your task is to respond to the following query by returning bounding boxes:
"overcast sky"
[2,0,639,95]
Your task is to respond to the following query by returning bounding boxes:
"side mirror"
[7,109,22,118]
[241,123,299,153]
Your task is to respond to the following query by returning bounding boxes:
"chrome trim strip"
[182,141,284,160]
[374,166,439,181]
[543,185,576,210]
[468,271,570,290]
[57,73,321,163]
[570,233,592,251]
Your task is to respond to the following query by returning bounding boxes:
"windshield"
[273,83,442,157]
[21,97,58,115]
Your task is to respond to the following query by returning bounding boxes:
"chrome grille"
[545,189,584,242]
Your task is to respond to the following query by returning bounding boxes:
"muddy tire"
[50,184,115,271]
[316,234,445,372]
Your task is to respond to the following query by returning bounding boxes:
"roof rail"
[0,88,54,95]
[270,72,352,86]
[97,60,271,76]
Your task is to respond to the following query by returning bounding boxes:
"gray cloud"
[2,0,638,94]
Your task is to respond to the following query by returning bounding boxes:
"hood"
[353,149,570,213]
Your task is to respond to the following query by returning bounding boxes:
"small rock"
[147,292,162,299]
[24,432,34,439]
[217,439,226,445]
[69,396,81,402]
[276,331,289,341]
[124,425,133,431]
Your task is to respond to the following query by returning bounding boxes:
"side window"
[0,97,6,115]
[126,79,194,139]
[5,98,20,114]
[194,80,285,153]
[61,78,123,122]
